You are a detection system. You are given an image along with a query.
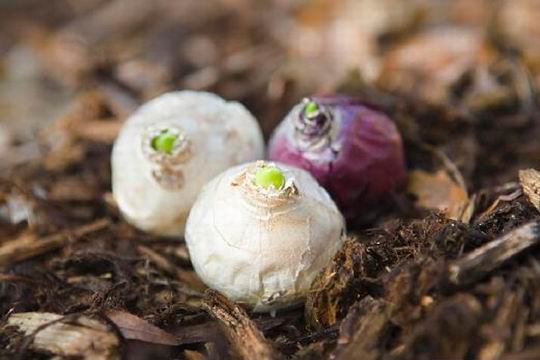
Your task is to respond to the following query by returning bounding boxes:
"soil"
[1,1,540,359]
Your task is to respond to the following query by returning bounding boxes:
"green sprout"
[255,165,285,190]
[304,100,319,118]
[152,130,178,154]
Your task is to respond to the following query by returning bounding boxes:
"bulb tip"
[304,99,319,118]
[254,164,285,190]
[152,130,178,154]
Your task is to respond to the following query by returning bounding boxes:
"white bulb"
[185,161,345,311]
[112,91,264,237]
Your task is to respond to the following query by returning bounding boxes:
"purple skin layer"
[268,95,406,220]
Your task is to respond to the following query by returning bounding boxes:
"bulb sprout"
[304,99,319,118]
[291,98,334,151]
[152,130,178,154]
[254,165,285,190]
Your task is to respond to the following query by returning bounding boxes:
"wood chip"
[183,349,206,360]
[478,291,522,360]
[519,169,540,213]
[398,294,483,359]
[448,222,540,286]
[202,290,282,360]
[305,237,367,329]
[171,312,294,346]
[0,219,109,268]
[105,309,179,345]
[330,296,390,360]
[7,312,119,360]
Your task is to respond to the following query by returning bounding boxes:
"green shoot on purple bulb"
[152,130,178,154]
[304,100,319,118]
[269,95,407,220]
[255,165,285,190]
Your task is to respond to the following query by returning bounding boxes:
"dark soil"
[1,1,540,359]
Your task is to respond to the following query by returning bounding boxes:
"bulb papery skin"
[112,91,265,237]
[185,162,346,311]
[268,95,406,220]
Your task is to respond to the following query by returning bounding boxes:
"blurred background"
[0,1,538,137]
[1,0,540,189]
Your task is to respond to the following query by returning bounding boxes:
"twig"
[0,219,110,268]
[421,143,468,194]
[448,222,540,286]
[172,312,297,346]
[202,290,282,360]
[476,188,523,221]
[136,244,206,292]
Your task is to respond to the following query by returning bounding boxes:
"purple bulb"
[268,95,406,220]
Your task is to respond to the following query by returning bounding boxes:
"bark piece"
[105,309,179,346]
[448,222,540,286]
[519,169,540,213]
[0,219,110,267]
[330,296,390,360]
[478,291,523,360]
[172,312,295,346]
[202,290,282,360]
[305,237,369,329]
[398,294,482,360]
[7,312,119,359]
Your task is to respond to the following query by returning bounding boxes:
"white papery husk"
[112,91,264,237]
[185,162,346,311]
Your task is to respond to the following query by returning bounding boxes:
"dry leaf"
[7,312,119,360]
[519,169,540,212]
[105,310,179,346]
[379,26,485,103]
[408,169,469,220]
